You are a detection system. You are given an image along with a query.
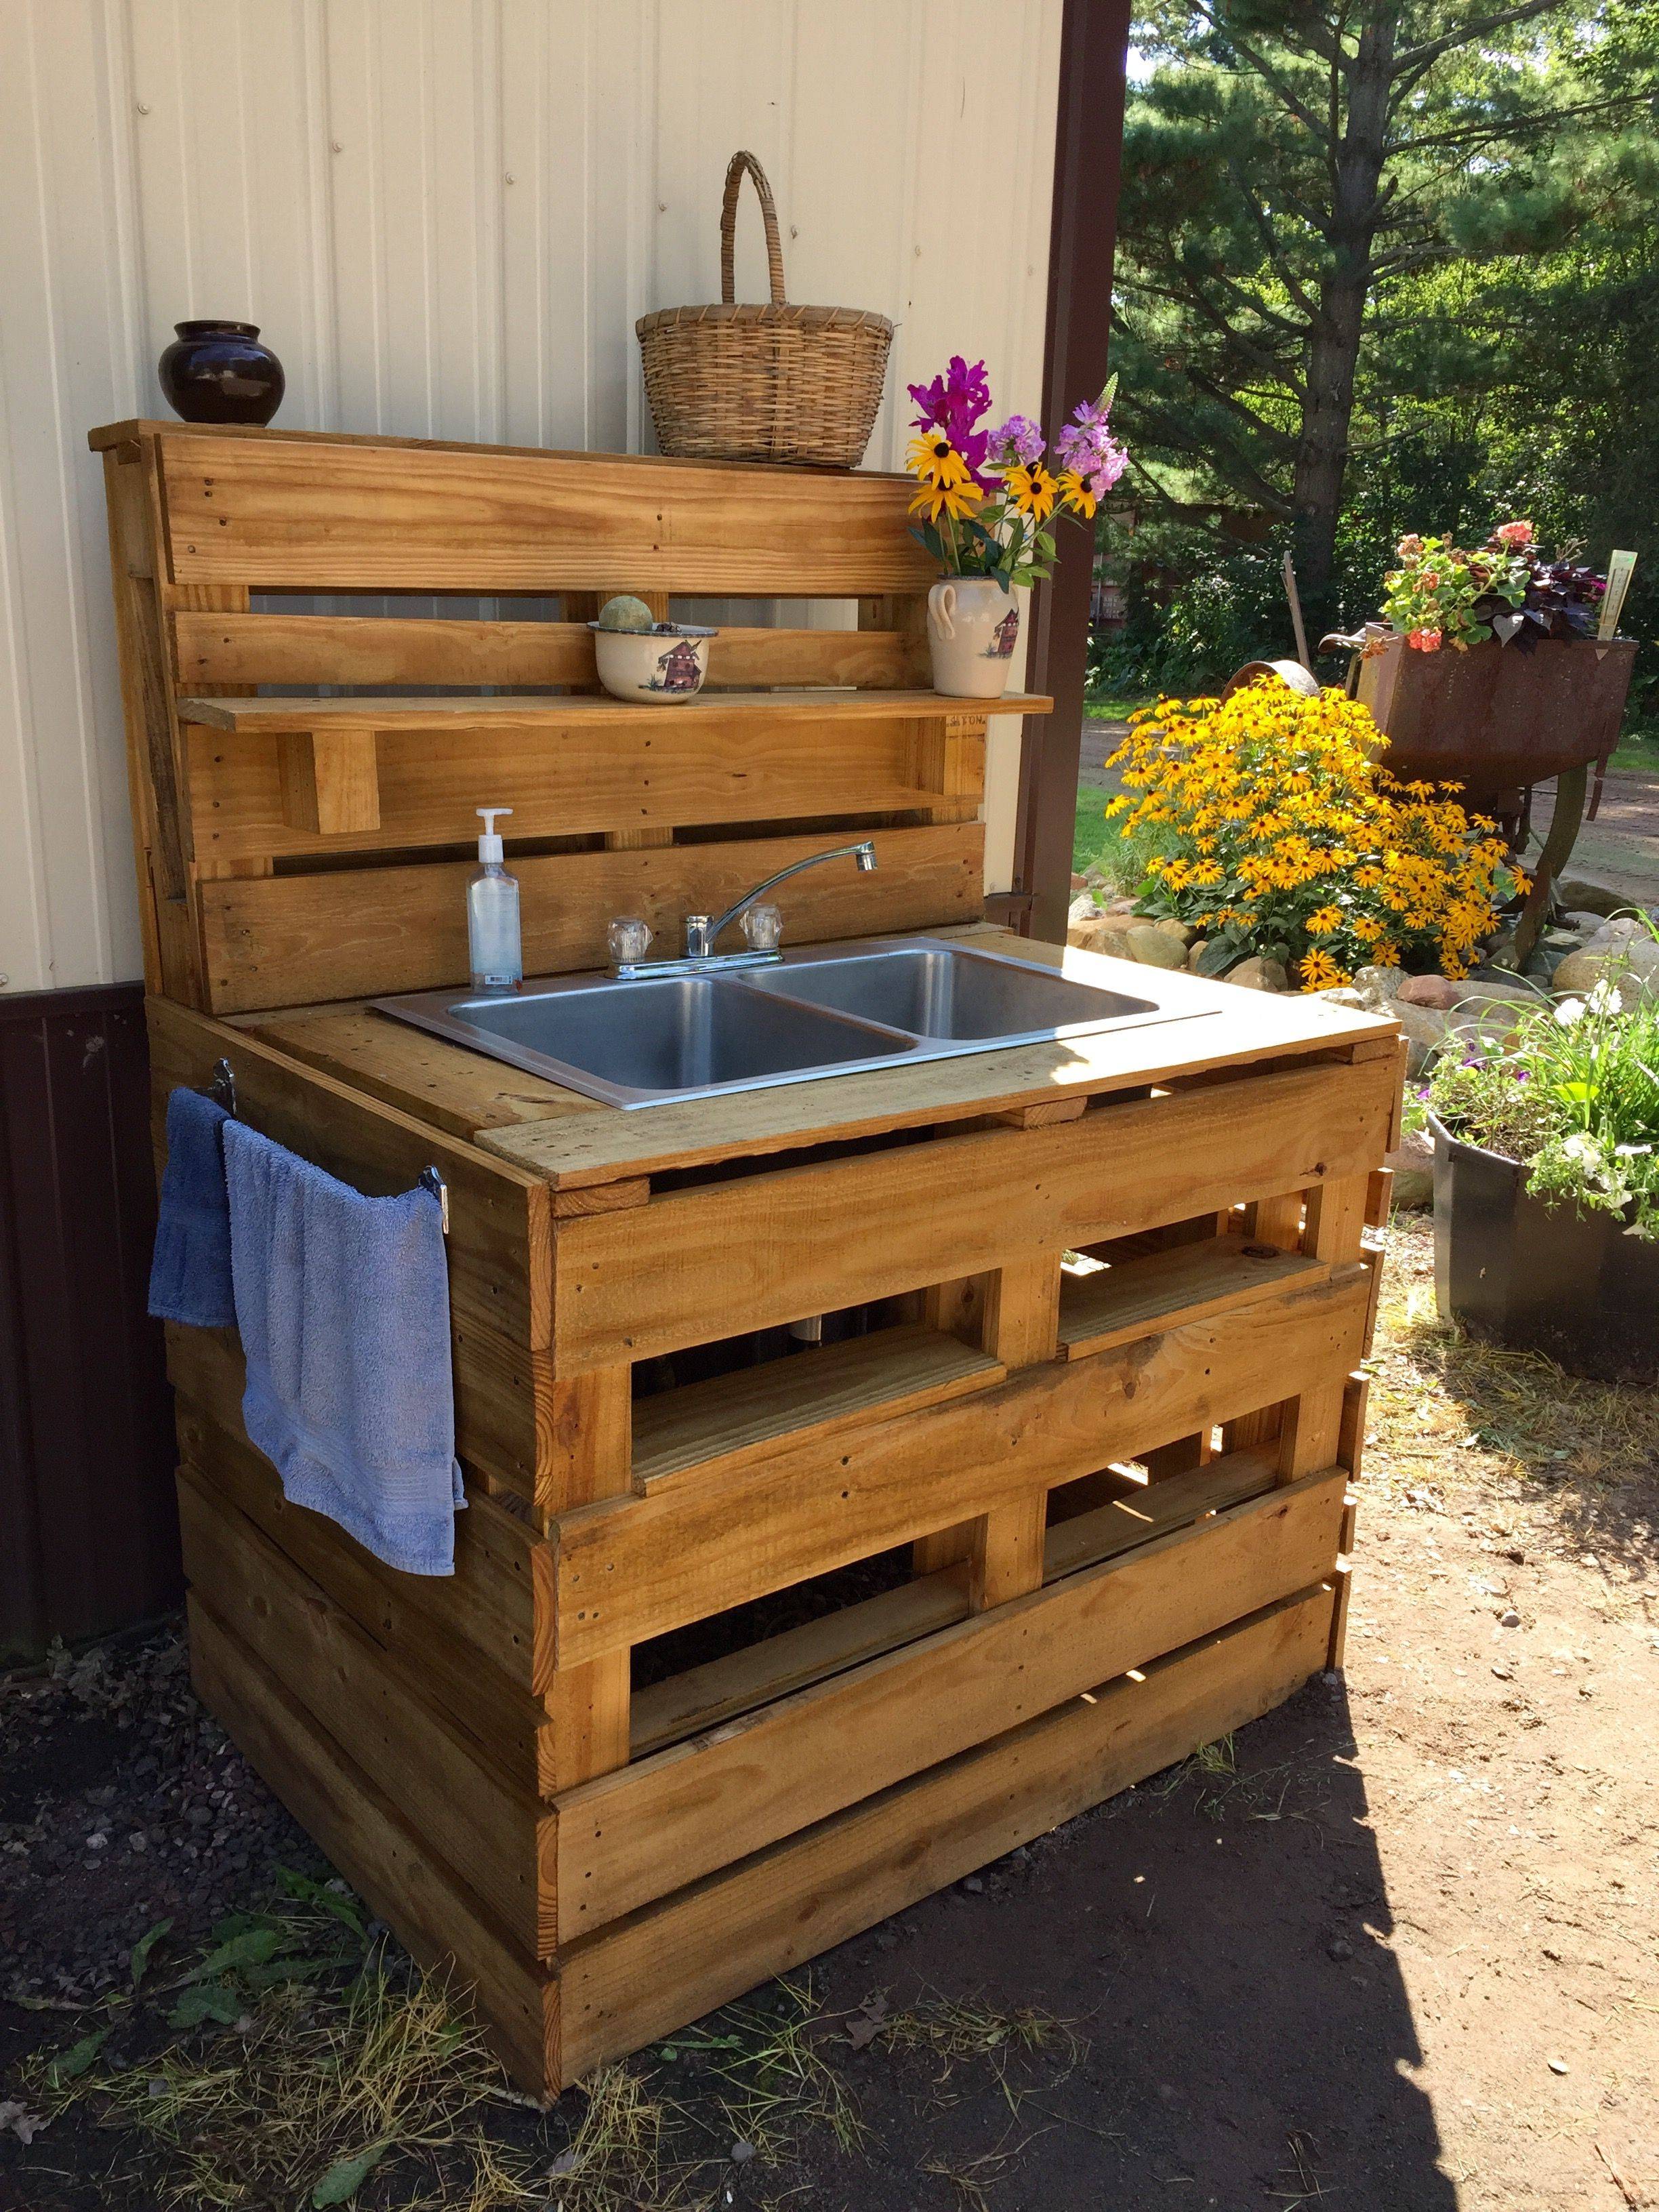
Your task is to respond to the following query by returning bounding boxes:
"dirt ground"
[2,1212,1656,2211]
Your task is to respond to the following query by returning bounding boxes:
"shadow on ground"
[797,1671,1456,2211]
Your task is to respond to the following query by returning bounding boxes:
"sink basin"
[374,937,1215,1109]
[745,943,1153,1039]
[406,973,914,1107]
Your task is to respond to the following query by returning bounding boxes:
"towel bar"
[419,1164,451,1235]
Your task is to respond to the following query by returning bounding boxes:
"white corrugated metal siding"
[0,0,1059,993]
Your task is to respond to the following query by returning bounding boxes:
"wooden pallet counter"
[94,420,1403,2097]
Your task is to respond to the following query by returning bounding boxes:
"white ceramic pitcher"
[926,577,1020,699]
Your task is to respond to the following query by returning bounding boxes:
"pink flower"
[1408,628,1443,653]
[1494,520,1533,548]
[1396,534,1424,558]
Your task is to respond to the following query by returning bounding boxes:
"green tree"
[1113,0,1655,600]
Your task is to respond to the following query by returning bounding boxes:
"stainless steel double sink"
[375,937,1214,1109]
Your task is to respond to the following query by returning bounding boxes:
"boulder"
[1562,910,1611,937]
[1106,895,1141,915]
[1551,947,1611,995]
[1319,985,1370,1010]
[1555,937,1659,1003]
[1067,892,1099,928]
[1227,955,1289,991]
[1068,916,1136,957]
[1156,918,1196,947]
[1556,876,1630,918]
[1396,974,1463,1010]
[1125,924,1189,970]
[1070,872,1089,892]
[1187,938,1210,971]
[1385,1127,1435,1210]
[1353,964,1406,998]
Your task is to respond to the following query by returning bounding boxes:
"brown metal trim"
[1014,0,1132,942]
[0,983,178,1656]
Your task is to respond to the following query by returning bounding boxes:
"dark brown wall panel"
[0,984,178,1656]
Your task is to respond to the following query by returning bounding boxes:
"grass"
[1083,691,1153,723]
[24,1904,1086,2212]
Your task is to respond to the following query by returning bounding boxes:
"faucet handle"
[607,916,653,968]
[740,903,783,953]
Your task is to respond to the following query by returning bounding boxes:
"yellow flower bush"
[1105,682,1526,990]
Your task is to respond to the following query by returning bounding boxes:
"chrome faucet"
[608,840,878,979]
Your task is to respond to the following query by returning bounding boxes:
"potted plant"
[1422,945,1659,1382]
[905,358,1128,698]
[1344,524,1638,804]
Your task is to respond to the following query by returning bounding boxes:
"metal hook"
[207,1058,237,1116]
[419,1165,450,1235]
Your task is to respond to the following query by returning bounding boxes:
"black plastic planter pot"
[1429,1111,1659,1383]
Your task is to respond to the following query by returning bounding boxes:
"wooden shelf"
[1057,1232,1332,1361]
[178,687,1052,732]
[632,1322,1006,1492]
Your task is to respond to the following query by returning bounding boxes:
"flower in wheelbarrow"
[1408,627,1443,652]
[1493,520,1534,548]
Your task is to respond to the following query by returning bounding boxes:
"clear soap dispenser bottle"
[468,806,522,994]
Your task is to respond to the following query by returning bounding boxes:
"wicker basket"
[637,150,893,470]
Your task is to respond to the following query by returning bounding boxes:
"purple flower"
[908,356,994,484]
[987,413,1044,468]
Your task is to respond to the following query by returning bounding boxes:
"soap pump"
[468,806,522,994]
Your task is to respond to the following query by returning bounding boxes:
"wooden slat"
[549,1267,1370,1664]
[146,996,552,1351]
[636,1452,1277,1762]
[557,1589,1334,2080]
[481,933,1399,1189]
[1058,1231,1331,1359]
[630,1564,972,1757]
[633,1324,1004,1491]
[1042,1448,1278,1577]
[155,430,941,595]
[178,1468,547,1953]
[552,1055,1398,1371]
[186,712,962,864]
[199,823,985,1014]
[556,1469,1344,1935]
[188,1601,557,2093]
[172,609,929,693]
[171,1385,548,1742]
[178,688,1048,732]
[247,1006,598,1136]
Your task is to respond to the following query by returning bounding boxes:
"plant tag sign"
[1598,550,1637,641]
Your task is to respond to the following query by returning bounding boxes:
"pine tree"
[1113,0,1654,600]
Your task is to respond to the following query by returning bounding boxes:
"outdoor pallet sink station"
[94,419,1403,2098]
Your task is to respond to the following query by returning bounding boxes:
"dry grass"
[1368,1216,1659,1492]
[41,1954,545,2211]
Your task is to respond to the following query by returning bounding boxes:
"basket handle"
[720,150,787,306]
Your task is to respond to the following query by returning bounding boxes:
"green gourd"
[596,595,656,632]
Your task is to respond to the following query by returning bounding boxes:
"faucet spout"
[684,840,877,960]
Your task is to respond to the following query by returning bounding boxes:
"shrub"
[1105,682,1524,987]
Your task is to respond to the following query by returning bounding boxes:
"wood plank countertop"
[178,690,1052,732]
[236,928,1401,1190]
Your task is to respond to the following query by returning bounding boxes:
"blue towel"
[222,1119,464,1576]
[148,1086,237,1329]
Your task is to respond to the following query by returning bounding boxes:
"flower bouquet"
[904,356,1127,697]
